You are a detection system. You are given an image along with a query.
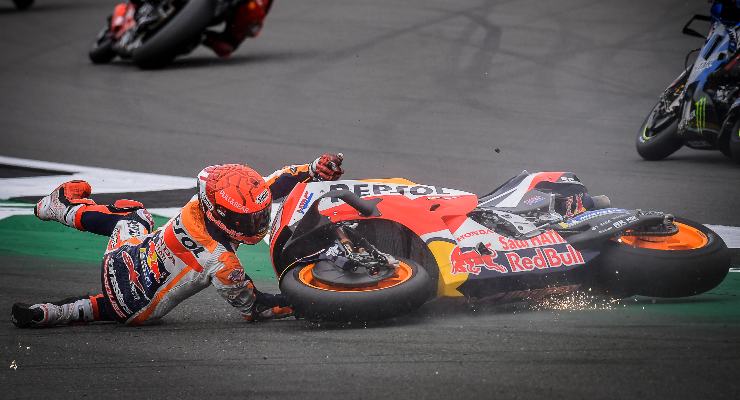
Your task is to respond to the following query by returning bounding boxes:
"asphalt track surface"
[1,0,739,399]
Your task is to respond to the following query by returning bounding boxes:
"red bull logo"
[450,244,508,275]
[505,245,584,272]
[450,243,586,275]
[147,242,163,283]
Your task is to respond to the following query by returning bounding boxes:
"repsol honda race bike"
[637,14,740,162]
[270,172,730,322]
[88,0,247,69]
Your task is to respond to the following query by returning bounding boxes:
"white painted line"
[148,208,181,219]
[706,224,740,249]
[0,156,195,199]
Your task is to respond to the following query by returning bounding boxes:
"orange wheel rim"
[618,222,708,250]
[297,262,413,292]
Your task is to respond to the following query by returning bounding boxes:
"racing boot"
[202,31,236,59]
[34,180,95,228]
[11,296,97,328]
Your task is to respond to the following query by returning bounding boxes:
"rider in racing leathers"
[202,0,274,58]
[11,153,344,328]
[712,0,740,23]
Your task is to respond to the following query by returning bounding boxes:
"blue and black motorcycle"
[637,11,740,162]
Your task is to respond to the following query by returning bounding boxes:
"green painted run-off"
[0,214,276,282]
[0,214,738,318]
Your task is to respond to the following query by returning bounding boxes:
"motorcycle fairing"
[478,171,584,209]
[270,177,600,298]
[681,20,740,145]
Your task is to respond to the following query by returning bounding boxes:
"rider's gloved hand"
[310,153,344,181]
[244,291,294,322]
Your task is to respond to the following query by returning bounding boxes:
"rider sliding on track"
[10,154,344,328]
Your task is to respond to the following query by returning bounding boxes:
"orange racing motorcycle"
[270,172,731,321]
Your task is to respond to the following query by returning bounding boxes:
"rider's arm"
[209,251,257,315]
[264,164,313,200]
[264,154,344,200]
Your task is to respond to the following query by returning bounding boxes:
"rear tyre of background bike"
[132,0,215,70]
[89,29,116,64]
[13,0,34,10]
[728,118,740,164]
[595,217,730,298]
[636,104,684,161]
[280,258,434,322]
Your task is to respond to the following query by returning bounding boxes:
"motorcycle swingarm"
[561,211,671,248]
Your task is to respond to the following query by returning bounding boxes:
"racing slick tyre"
[636,103,684,161]
[280,258,434,322]
[728,118,740,164]
[595,217,730,298]
[132,0,215,70]
[12,0,34,10]
[89,29,116,65]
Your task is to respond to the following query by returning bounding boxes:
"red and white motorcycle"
[270,171,730,321]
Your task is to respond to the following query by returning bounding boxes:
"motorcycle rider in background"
[711,0,740,23]
[203,0,274,58]
[117,0,273,58]
[11,153,344,328]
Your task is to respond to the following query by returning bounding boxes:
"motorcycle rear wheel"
[728,118,740,164]
[280,258,434,322]
[595,217,730,298]
[132,0,215,69]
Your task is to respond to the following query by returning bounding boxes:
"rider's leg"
[203,0,273,58]
[11,294,118,328]
[35,180,150,237]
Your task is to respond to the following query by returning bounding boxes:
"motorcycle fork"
[333,225,393,275]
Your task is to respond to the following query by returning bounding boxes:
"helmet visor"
[215,203,271,243]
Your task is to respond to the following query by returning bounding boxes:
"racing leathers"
[203,0,274,58]
[12,161,329,328]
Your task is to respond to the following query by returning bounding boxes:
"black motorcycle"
[89,0,247,69]
[637,14,740,162]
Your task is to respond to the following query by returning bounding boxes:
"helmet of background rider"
[711,0,740,23]
[196,164,272,245]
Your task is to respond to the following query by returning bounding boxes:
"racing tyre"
[595,217,730,298]
[280,258,434,322]
[728,118,740,164]
[13,0,34,10]
[131,0,215,69]
[89,29,116,65]
[636,102,684,161]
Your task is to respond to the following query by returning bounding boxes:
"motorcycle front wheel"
[280,258,434,322]
[636,101,684,160]
[89,28,116,64]
[595,217,730,298]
